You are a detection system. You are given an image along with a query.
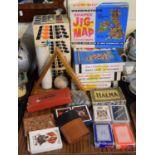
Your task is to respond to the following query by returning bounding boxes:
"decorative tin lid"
[90,87,125,102]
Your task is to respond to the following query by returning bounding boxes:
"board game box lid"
[73,49,123,65]
[90,87,126,103]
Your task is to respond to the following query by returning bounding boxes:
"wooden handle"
[31,52,57,94]
[56,47,86,92]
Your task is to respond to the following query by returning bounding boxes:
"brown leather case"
[60,118,89,144]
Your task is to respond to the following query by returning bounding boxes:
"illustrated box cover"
[73,49,124,74]
[90,87,126,105]
[69,2,128,48]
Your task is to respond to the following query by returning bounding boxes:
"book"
[69,1,128,48]
[73,49,124,73]
[90,87,126,105]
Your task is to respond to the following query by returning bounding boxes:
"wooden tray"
[19,108,136,155]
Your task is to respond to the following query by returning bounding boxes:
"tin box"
[90,87,126,105]
[110,105,130,123]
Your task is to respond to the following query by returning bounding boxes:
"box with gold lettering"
[90,87,126,105]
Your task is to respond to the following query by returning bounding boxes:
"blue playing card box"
[93,123,114,148]
[73,48,124,74]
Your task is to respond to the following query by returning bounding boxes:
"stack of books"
[73,48,124,90]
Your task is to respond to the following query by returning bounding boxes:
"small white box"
[93,105,112,123]
[29,127,63,154]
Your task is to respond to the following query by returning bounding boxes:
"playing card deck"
[28,127,63,154]
[110,105,130,123]
[55,105,92,125]
[112,124,135,149]
[93,105,111,123]
[93,123,114,148]
[55,107,72,118]
[72,105,92,125]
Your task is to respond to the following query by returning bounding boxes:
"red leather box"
[27,88,72,112]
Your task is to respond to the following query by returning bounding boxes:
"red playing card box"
[112,124,135,150]
[27,88,72,112]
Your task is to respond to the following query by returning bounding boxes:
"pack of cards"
[28,127,63,154]
[112,124,135,149]
[72,105,92,125]
[55,107,72,118]
[93,124,114,148]
[90,87,126,105]
[110,105,130,123]
[55,105,92,125]
[93,105,111,123]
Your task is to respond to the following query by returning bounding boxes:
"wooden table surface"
[19,108,136,155]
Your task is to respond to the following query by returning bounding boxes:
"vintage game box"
[33,14,71,64]
[90,87,126,105]
[93,105,111,123]
[112,124,135,149]
[69,1,128,48]
[77,72,121,83]
[71,81,118,91]
[29,127,63,154]
[27,88,72,112]
[110,105,130,123]
[33,14,70,44]
[73,49,125,74]
[93,123,114,148]
[23,113,55,137]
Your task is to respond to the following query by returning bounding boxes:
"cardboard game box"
[33,14,71,65]
[71,81,119,90]
[69,1,128,48]
[90,87,126,105]
[93,123,114,148]
[73,49,124,74]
